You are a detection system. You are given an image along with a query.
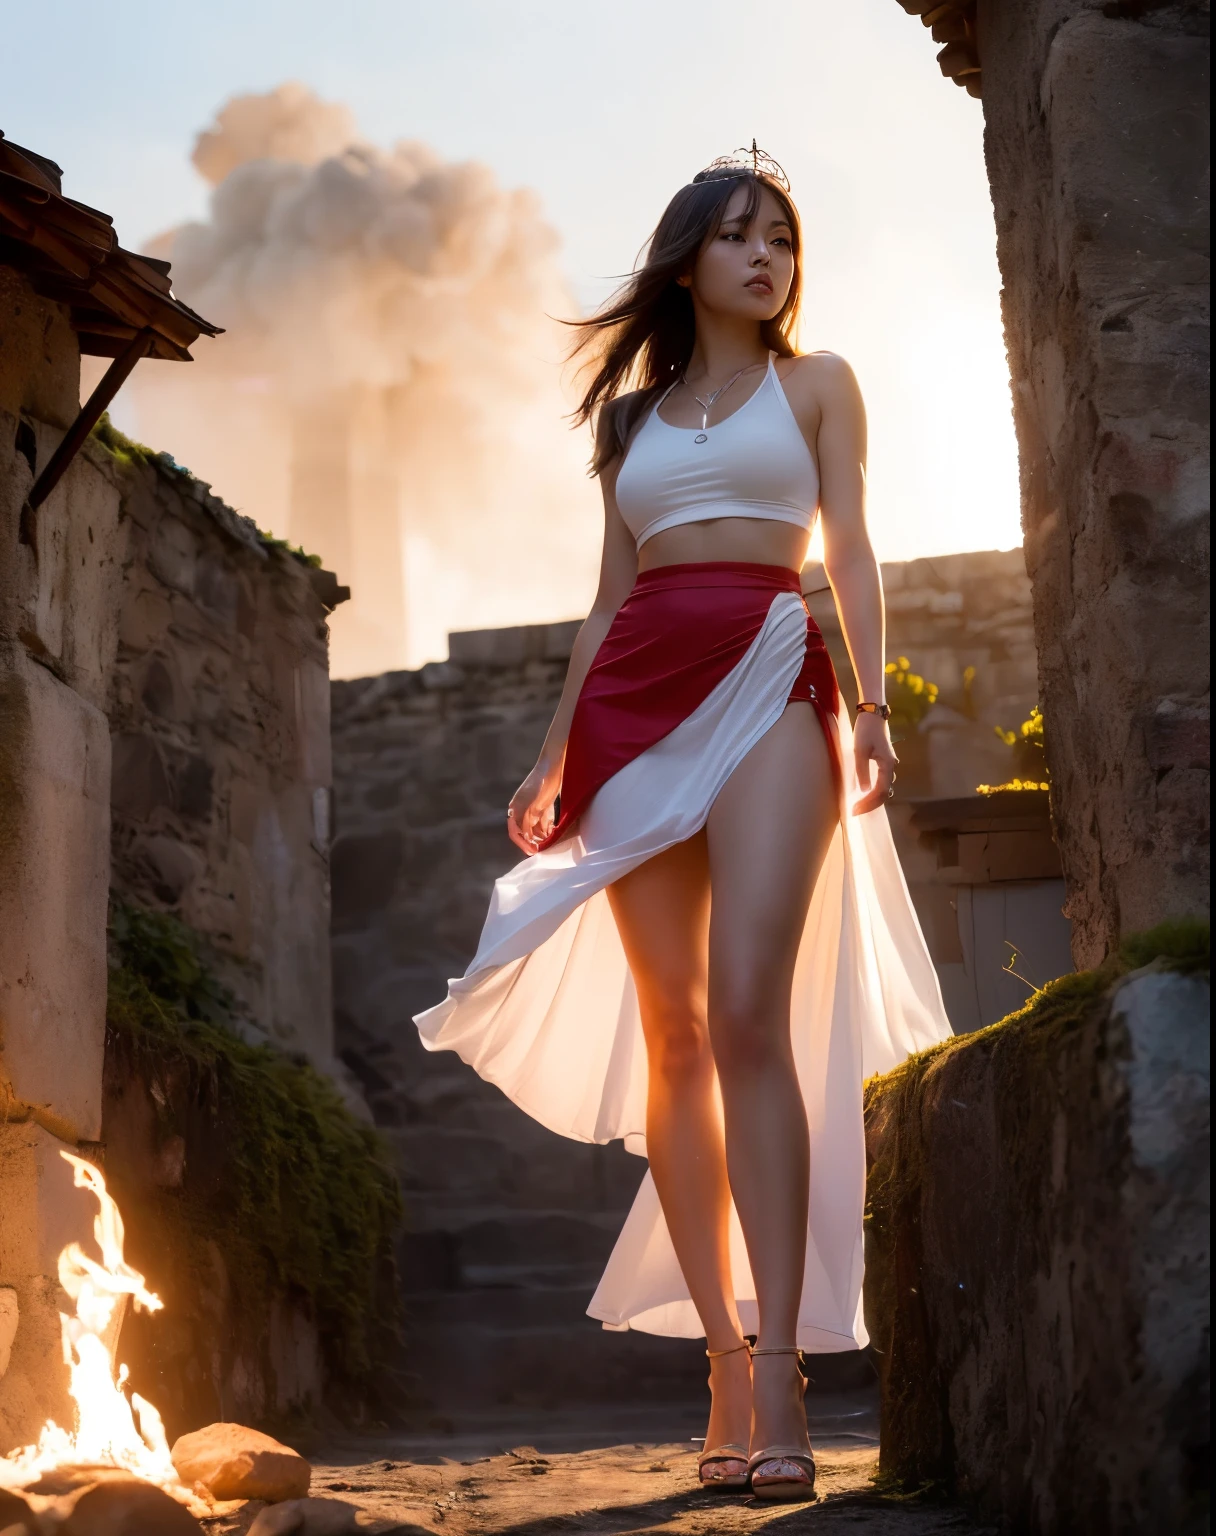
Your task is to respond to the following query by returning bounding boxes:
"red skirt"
[543,562,840,849]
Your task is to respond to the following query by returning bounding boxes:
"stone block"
[5,439,124,712]
[0,648,109,1138]
[449,625,534,666]
[0,270,78,428]
[542,619,583,660]
[331,830,404,924]
[1143,700,1210,772]
[448,620,581,667]
[110,732,172,820]
[132,833,205,905]
[148,511,198,596]
[864,965,1209,1530]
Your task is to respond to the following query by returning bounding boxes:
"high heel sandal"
[697,1340,751,1491]
[746,1346,816,1502]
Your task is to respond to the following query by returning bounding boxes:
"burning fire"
[0,1152,201,1510]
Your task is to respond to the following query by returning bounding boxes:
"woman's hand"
[507,755,563,855]
[851,712,898,815]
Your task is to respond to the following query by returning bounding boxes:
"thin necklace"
[684,365,751,443]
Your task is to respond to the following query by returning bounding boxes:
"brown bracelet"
[856,702,892,720]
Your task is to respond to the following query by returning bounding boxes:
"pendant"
[694,432,708,444]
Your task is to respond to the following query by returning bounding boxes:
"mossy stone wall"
[103,903,401,1437]
[864,927,1209,1532]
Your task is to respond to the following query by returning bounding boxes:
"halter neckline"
[655,352,777,434]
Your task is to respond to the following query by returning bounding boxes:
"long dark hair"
[570,168,803,473]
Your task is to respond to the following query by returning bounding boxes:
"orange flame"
[0,1152,203,1511]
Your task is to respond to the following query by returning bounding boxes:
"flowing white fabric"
[415,592,952,1351]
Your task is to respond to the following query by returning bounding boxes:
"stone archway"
[897,0,1210,964]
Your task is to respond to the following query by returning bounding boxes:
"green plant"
[884,657,940,734]
[959,664,978,721]
[980,704,1048,793]
[107,900,402,1389]
[257,531,324,568]
[867,918,1208,1107]
[91,412,159,469]
[92,416,325,569]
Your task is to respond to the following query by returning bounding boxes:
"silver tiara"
[696,140,791,193]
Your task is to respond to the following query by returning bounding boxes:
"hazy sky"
[3,0,1022,565]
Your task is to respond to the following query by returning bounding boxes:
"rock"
[25,1465,140,1497]
[0,1487,37,1534]
[247,1497,360,1535]
[170,1422,311,1502]
[864,964,1210,1530]
[58,1477,202,1534]
[0,1287,18,1379]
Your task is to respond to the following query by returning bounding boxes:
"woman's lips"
[745,275,773,294]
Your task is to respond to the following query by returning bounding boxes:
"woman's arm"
[507,441,638,853]
[812,355,897,815]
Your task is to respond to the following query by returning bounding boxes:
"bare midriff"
[636,517,812,575]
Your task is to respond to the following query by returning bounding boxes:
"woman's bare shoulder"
[780,351,858,388]
[778,352,862,418]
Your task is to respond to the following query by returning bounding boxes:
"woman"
[416,149,951,1501]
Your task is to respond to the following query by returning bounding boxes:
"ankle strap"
[750,1346,801,1357]
[705,1340,750,1359]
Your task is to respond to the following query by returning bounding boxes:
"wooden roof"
[895,1,982,98]
[0,130,221,361]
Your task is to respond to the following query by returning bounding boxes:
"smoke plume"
[128,83,599,674]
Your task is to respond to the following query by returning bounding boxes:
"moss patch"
[91,415,325,569]
[91,412,160,471]
[106,899,402,1396]
[257,532,324,568]
[865,917,1209,1109]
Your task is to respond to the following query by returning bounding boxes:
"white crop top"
[615,354,819,549]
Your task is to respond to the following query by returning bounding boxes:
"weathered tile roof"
[895,1,982,97]
[0,129,221,360]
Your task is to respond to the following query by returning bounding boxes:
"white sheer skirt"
[415,591,952,1351]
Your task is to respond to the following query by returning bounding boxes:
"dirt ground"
[204,1401,995,1536]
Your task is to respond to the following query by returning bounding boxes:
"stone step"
[402,1316,707,1409]
[402,1298,879,1408]
[386,1124,645,1211]
[398,1210,625,1292]
[410,1283,602,1331]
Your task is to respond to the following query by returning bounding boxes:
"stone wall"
[977,0,1210,962]
[1,271,123,1448]
[103,441,341,1066]
[1,263,347,1446]
[804,547,1039,803]
[864,959,1209,1533]
[329,548,1044,1401]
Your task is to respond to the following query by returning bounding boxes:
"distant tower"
[289,386,406,677]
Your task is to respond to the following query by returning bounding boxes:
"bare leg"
[607,838,751,1458]
[706,703,839,1455]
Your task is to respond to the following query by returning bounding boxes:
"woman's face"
[682,182,795,324]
